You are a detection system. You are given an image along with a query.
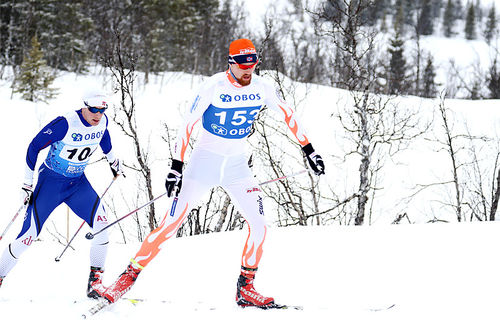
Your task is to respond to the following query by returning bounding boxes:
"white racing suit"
[132,69,311,271]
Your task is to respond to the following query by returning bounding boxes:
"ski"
[81,298,144,319]
[367,303,396,312]
[263,303,303,310]
[82,299,110,319]
[240,303,303,310]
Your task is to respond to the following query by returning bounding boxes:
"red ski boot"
[103,263,141,303]
[0,276,3,288]
[236,267,274,308]
[87,266,106,299]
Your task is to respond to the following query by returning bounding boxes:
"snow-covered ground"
[1,223,500,332]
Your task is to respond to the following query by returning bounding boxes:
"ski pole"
[86,171,307,241]
[55,176,118,262]
[85,192,168,240]
[257,169,309,187]
[0,204,26,241]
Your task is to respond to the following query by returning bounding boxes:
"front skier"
[103,39,325,308]
[0,89,124,299]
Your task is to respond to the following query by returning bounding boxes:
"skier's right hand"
[20,183,33,206]
[165,159,184,197]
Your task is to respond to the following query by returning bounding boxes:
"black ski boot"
[87,266,106,299]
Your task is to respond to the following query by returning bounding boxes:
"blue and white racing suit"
[0,110,115,277]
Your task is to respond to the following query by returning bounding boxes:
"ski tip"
[368,303,396,312]
[124,298,144,305]
[271,304,303,310]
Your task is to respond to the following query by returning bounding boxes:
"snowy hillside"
[2,69,500,230]
[1,223,500,332]
[0,68,500,331]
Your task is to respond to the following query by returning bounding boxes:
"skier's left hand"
[109,158,126,178]
[302,143,325,176]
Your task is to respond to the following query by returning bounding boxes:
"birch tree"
[312,0,427,225]
[105,28,158,236]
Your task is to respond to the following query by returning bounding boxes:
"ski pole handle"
[170,196,178,217]
[85,192,168,240]
[0,204,26,241]
[55,176,118,262]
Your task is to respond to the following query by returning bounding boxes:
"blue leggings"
[19,166,101,239]
[0,165,109,277]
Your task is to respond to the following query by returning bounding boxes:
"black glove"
[302,143,325,176]
[109,158,125,178]
[20,183,33,205]
[165,159,184,197]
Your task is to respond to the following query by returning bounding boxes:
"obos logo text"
[220,93,261,103]
[72,131,104,142]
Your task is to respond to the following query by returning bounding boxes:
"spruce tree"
[13,35,58,103]
[20,0,92,72]
[422,55,438,98]
[484,4,497,44]
[454,0,463,20]
[487,59,500,99]
[0,1,34,67]
[443,0,456,37]
[388,31,407,95]
[465,2,477,40]
[417,0,434,35]
[394,0,406,35]
[475,0,483,22]
[403,0,415,25]
[431,0,444,19]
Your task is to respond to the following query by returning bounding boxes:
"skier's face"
[230,62,257,86]
[82,107,104,126]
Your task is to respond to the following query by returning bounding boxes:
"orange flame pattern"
[241,224,267,269]
[179,121,198,161]
[133,203,189,268]
[278,105,309,146]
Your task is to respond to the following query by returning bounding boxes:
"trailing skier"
[0,89,125,299]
